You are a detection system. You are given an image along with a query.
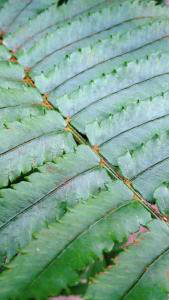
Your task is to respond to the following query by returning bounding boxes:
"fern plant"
[1,0,169,299]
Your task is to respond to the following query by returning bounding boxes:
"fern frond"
[0,181,151,299]
[154,183,169,215]
[16,0,169,68]
[30,18,148,77]
[86,90,169,146]
[0,130,76,187]
[0,105,45,128]
[3,0,105,51]
[0,78,28,89]
[0,44,11,61]
[0,0,31,33]
[118,131,169,179]
[32,17,169,93]
[6,0,58,34]
[132,158,169,201]
[86,220,169,300]
[0,145,111,263]
[71,73,169,133]
[100,114,169,166]
[51,40,169,116]
[0,111,67,187]
[1,0,169,299]
[0,86,42,108]
[0,61,24,80]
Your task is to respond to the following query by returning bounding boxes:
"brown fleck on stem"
[123,177,133,188]
[66,115,71,126]
[99,158,106,168]
[23,75,35,87]
[9,56,18,63]
[64,126,71,132]
[92,144,100,154]
[42,94,53,109]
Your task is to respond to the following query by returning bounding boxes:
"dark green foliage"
[58,0,68,6]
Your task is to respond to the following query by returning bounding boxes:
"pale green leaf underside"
[1,0,169,299]
[0,44,11,61]
[33,18,169,94]
[0,145,109,264]
[3,0,104,50]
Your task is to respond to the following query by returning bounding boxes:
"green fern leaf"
[3,0,104,51]
[86,220,169,300]
[0,111,68,187]
[16,0,169,68]
[1,0,169,299]
[32,18,169,94]
[0,181,151,299]
[0,145,111,264]
[50,39,169,115]
[0,44,11,61]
